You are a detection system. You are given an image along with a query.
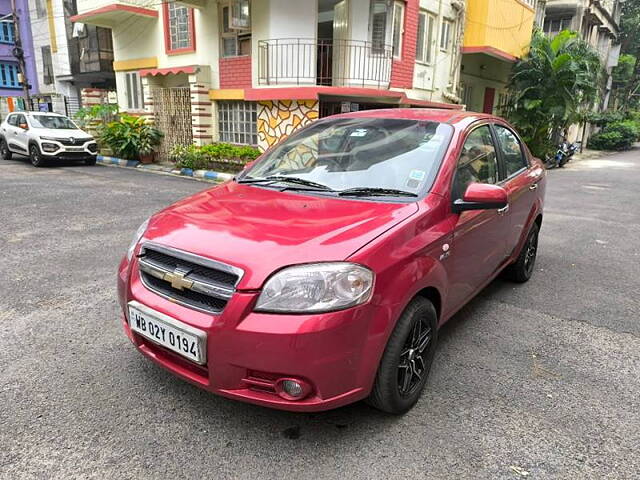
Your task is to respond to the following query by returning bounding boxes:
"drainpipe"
[429,0,444,100]
[443,0,465,103]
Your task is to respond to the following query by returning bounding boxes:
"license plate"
[127,301,207,364]
[67,147,84,152]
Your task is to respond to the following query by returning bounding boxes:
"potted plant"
[100,115,163,163]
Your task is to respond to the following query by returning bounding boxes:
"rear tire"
[0,139,12,160]
[367,297,438,414]
[30,144,47,168]
[503,223,540,283]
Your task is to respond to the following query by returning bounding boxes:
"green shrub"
[588,120,638,150]
[170,142,261,173]
[100,115,163,160]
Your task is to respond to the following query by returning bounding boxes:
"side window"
[494,125,527,177]
[7,114,17,126]
[452,125,498,201]
[15,114,26,126]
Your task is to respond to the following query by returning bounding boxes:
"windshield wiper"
[337,187,418,198]
[237,175,334,191]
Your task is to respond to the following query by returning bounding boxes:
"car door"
[14,113,30,153]
[3,114,22,153]
[492,123,542,255]
[446,124,510,313]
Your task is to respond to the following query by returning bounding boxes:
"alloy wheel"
[523,229,538,275]
[397,318,432,397]
[30,146,40,166]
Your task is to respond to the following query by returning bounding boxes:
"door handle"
[497,205,509,215]
[529,183,538,191]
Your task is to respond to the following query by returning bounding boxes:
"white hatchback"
[0,111,98,167]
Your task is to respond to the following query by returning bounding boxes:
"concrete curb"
[96,155,235,183]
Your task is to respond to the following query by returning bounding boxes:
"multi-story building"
[459,0,537,114]
[542,0,621,110]
[72,0,465,154]
[29,0,115,114]
[0,0,38,117]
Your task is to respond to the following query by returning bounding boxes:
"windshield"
[241,117,453,197]
[30,115,78,130]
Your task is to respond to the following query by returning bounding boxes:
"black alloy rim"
[524,230,538,275]
[397,318,432,396]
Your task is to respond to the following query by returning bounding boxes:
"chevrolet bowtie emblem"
[163,270,194,291]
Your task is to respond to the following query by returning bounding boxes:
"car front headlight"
[255,262,374,313]
[127,218,150,260]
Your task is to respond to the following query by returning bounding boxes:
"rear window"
[242,117,453,197]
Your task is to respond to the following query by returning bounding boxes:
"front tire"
[85,157,97,166]
[0,139,12,160]
[367,297,438,414]
[503,222,540,283]
[30,144,47,168]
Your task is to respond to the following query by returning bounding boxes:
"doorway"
[317,0,350,86]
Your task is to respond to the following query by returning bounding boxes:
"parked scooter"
[545,140,580,168]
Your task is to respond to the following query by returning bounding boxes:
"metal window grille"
[0,21,15,44]
[218,101,257,145]
[0,63,19,88]
[125,72,144,110]
[168,3,192,50]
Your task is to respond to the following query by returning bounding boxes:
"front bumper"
[117,257,388,412]
[42,151,97,161]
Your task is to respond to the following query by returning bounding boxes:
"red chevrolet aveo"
[117,109,545,414]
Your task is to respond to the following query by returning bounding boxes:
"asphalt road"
[1,151,639,479]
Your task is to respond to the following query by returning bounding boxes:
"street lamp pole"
[9,0,31,110]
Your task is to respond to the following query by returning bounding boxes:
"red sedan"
[117,109,545,414]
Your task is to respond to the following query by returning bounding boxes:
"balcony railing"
[258,38,392,89]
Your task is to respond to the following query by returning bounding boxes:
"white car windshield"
[241,117,453,196]
[30,115,78,130]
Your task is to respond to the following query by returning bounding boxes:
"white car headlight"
[255,262,374,313]
[126,218,150,260]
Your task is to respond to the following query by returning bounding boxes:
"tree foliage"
[506,30,602,157]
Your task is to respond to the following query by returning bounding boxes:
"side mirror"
[19,123,28,130]
[452,183,508,213]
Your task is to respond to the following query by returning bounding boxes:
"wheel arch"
[414,286,442,324]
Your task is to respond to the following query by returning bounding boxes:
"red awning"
[139,66,198,77]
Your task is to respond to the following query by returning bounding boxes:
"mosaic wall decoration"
[257,99,319,152]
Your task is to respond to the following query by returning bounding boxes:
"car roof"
[7,111,64,117]
[330,108,499,126]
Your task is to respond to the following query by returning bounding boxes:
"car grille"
[58,138,91,146]
[137,243,242,314]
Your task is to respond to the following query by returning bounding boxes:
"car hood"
[142,182,419,289]
[35,128,91,139]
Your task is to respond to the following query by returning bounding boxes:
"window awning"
[139,66,198,77]
[70,4,158,28]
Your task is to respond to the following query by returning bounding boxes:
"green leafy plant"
[506,30,602,157]
[169,143,261,173]
[100,115,163,160]
[74,103,119,129]
[588,120,639,150]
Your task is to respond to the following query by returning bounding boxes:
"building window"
[218,101,257,145]
[369,0,403,56]
[41,46,53,85]
[0,20,15,44]
[35,0,48,18]
[391,1,404,59]
[460,82,473,107]
[416,11,436,64]
[220,1,251,57]
[440,19,453,51]
[543,17,572,36]
[125,72,144,111]
[0,62,19,88]
[164,2,195,54]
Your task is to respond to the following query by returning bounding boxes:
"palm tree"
[507,30,602,157]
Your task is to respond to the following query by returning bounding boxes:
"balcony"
[71,0,158,28]
[258,38,392,89]
[463,0,536,60]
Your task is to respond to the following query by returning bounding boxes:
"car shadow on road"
[6,154,95,168]
[128,277,513,445]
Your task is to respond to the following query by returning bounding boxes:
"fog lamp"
[276,378,311,400]
[41,142,59,152]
